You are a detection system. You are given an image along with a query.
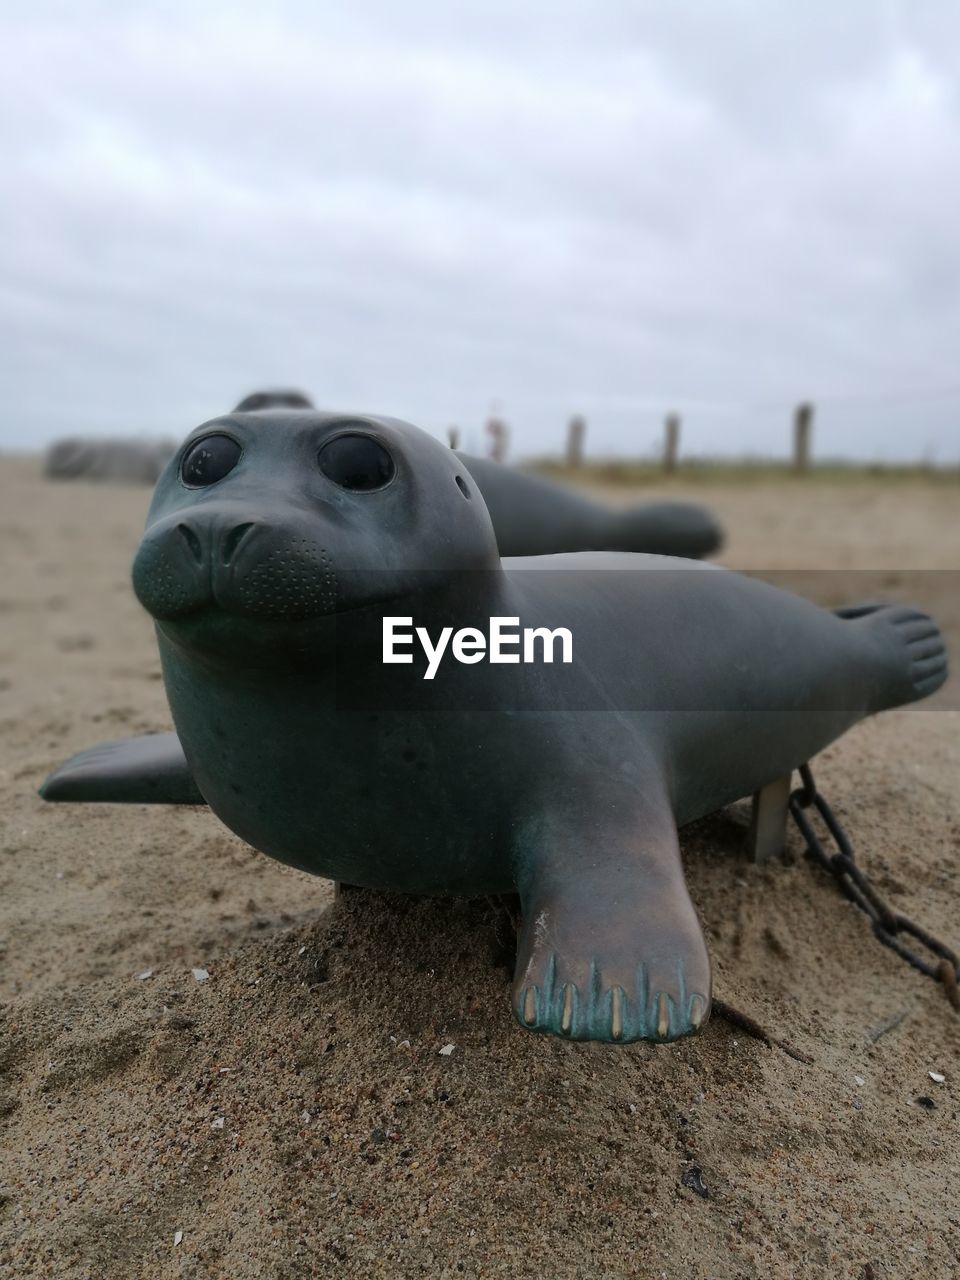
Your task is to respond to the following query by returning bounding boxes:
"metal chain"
[788,763,960,1012]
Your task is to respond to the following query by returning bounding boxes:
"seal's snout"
[174,517,257,568]
[133,505,336,624]
[176,520,203,564]
[222,522,257,565]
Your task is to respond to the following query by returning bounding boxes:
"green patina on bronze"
[41,410,948,1044]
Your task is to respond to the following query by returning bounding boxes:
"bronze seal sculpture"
[232,390,724,560]
[41,411,948,1043]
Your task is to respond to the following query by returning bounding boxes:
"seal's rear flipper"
[40,732,205,805]
[610,501,724,559]
[832,600,886,620]
[837,602,948,706]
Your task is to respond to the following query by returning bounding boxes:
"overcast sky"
[3,2,960,460]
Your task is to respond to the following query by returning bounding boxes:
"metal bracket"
[748,773,792,863]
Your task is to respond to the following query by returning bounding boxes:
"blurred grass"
[527,457,960,487]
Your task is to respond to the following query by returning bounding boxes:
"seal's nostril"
[177,522,203,563]
[223,522,255,566]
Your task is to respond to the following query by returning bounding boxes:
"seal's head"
[233,388,315,412]
[132,411,499,659]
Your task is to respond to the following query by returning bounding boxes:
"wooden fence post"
[485,416,508,464]
[793,402,813,473]
[566,415,586,468]
[664,413,680,474]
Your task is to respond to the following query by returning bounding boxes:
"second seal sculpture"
[41,410,949,1044]
[231,389,725,560]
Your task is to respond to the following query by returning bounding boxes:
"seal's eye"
[181,434,242,488]
[319,434,395,492]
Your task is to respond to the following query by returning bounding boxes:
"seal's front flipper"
[40,732,205,805]
[511,785,711,1043]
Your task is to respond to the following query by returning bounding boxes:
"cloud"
[2,1,960,461]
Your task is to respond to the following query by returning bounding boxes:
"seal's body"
[41,411,948,1044]
[452,452,722,559]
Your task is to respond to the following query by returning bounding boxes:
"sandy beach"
[2,457,958,1279]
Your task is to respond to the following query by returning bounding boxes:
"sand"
[1,457,958,1279]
